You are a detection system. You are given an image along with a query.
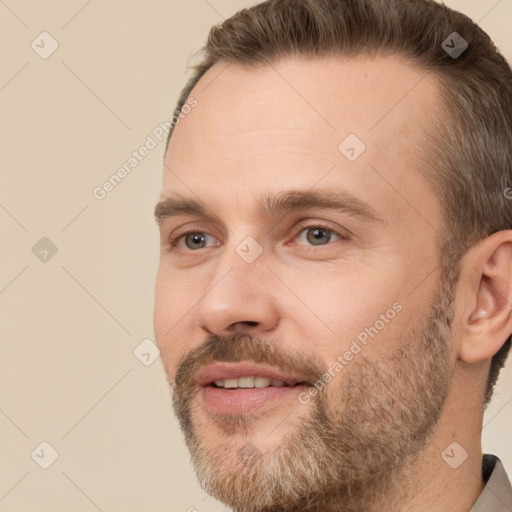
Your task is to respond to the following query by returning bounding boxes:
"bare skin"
[154,56,512,511]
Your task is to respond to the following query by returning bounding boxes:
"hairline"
[162,39,511,401]
[164,51,437,154]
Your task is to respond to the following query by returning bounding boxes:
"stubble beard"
[170,283,454,512]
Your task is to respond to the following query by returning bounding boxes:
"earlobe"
[458,231,512,364]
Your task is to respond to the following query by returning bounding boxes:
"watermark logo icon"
[32,237,58,263]
[237,442,263,469]
[339,134,366,162]
[441,441,468,469]
[236,236,263,263]
[31,32,59,59]
[442,32,468,59]
[134,338,160,366]
[31,441,59,469]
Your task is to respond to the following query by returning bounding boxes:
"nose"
[193,248,280,337]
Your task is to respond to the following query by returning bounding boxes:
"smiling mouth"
[195,362,313,414]
[210,377,307,389]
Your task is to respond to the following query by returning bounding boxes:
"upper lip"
[195,362,307,386]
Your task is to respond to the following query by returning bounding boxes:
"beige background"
[0,1,511,511]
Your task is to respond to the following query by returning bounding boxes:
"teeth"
[213,377,290,389]
[223,379,239,389]
[255,377,271,388]
[238,377,255,388]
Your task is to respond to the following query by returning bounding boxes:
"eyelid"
[289,221,350,246]
[166,220,350,251]
[166,222,220,248]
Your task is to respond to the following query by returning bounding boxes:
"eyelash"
[167,222,349,251]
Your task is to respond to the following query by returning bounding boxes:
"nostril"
[229,320,259,332]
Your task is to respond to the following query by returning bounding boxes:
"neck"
[377,435,484,512]
[368,370,486,512]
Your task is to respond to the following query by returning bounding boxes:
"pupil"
[186,233,206,249]
[308,227,330,245]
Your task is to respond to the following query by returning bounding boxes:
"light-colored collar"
[470,454,512,511]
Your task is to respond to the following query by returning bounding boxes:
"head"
[154,0,512,510]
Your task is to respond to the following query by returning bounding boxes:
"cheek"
[276,256,407,382]
[280,258,406,363]
[154,261,198,325]
[154,268,196,369]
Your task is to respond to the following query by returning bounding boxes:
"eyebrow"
[154,189,383,225]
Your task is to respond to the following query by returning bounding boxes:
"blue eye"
[168,224,346,252]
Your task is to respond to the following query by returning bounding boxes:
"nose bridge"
[209,233,268,292]
[193,236,279,335]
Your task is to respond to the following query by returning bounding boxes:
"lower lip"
[201,385,307,414]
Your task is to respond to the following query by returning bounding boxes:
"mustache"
[172,332,326,393]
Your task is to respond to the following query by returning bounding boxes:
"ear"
[457,230,512,364]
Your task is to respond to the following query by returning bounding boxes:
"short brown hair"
[165,0,512,404]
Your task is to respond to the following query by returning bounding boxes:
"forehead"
[163,55,442,227]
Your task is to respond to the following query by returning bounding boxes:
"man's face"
[154,56,456,510]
